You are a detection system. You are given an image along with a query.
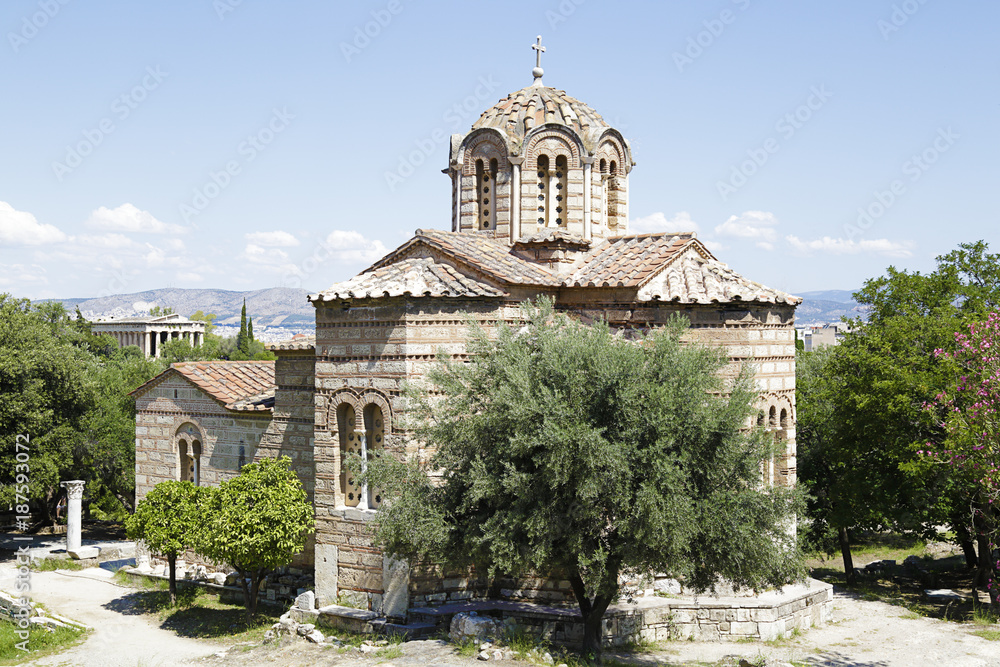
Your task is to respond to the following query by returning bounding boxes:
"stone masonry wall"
[258,350,316,567]
[134,375,270,502]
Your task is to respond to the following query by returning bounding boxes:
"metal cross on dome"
[531,35,545,86]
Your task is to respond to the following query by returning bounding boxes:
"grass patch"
[0,622,88,665]
[454,637,480,658]
[973,628,1000,641]
[30,557,85,572]
[375,645,404,659]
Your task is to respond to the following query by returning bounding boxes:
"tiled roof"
[565,234,696,287]
[369,229,560,287]
[312,257,506,302]
[312,229,799,307]
[473,86,608,143]
[636,251,801,305]
[159,361,275,412]
[269,334,316,351]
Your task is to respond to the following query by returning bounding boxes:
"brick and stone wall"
[134,376,270,502]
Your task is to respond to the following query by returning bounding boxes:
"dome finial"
[531,35,545,87]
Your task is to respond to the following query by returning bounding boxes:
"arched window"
[536,154,549,227]
[176,423,203,485]
[607,161,622,230]
[756,411,765,428]
[768,406,777,428]
[476,159,498,231]
[779,408,788,429]
[338,404,362,507]
[554,155,567,226]
[599,159,609,227]
[364,404,385,509]
[339,401,388,510]
[179,438,192,483]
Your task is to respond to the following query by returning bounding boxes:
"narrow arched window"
[179,439,192,483]
[536,154,549,227]
[607,161,621,229]
[779,408,788,429]
[338,403,361,507]
[769,406,777,428]
[599,159,609,228]
[476,159,490,230]
[364,404,385,509]
[554,155,568,226]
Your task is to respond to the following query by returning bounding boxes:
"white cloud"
[245,230,299,247]
[785,235,915,258]
[715,211,779,250]
[0,201,67,245]
[78,233,134,249]
[321,230,388,263]
[629,211,700,234]
[244,244,290,263]
[86,203,186,234]
[0,263,48,286]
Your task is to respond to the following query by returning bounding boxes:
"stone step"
[370,619,438,639]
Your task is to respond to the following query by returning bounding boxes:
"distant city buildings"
[796,323,850,352]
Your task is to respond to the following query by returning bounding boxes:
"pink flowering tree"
[924,313,1000,611]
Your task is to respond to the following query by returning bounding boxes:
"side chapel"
[132,39,800,618]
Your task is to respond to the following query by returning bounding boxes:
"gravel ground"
[7,565,1000,667]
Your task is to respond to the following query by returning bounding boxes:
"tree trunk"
[569,572,617,664]
[167,553,177,605]
[961,539,979,569]
[839,526,856,586]
[242,569,265,623]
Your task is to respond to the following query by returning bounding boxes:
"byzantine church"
[132,40,801,616]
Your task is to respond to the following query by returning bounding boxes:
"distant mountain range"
[55,287,313,327]
[49,286,861,330]
[795,289,866,326]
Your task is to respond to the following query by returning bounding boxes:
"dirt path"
[0,565,224,667]
[652,589,1000,667]
[5,563,1000,666]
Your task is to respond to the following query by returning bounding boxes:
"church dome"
[472,86,610,147]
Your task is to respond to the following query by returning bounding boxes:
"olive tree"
[365,300,804,662]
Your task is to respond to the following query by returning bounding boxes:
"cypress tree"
[237,299,249,355]
[248,316,254,343]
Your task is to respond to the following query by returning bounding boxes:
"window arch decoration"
[330,388,392,510]
[175,422,203,486]
[524,128,582,172]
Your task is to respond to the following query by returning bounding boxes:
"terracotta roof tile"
[171,361,275,412]
[565,234,695,287]
[312,257,506,302]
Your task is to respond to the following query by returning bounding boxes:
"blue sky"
[1,0,996,300]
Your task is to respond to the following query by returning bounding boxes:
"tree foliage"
[924,314,1000,610]
[365,300,803,659]
[797,241,1000,581]
[125,480,203,603]
[198,457,314,621]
